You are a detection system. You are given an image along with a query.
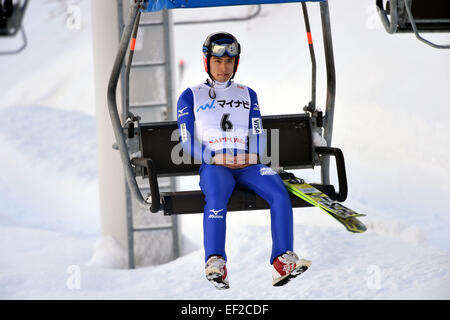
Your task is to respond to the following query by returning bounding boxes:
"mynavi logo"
[208,208,224,219]
[196,99,216,112]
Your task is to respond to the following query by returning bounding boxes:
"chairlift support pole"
[107,2,154,212]
[301,2,317,112]
[319,1,336,185]
[123,9,141,120]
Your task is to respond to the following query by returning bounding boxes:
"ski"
[281,174,367,233]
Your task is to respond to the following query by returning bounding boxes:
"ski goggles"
[204,41,240,57]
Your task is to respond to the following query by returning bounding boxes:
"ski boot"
[205,255,229,290]
[272,251,311,286]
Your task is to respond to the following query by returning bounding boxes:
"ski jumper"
[177,81,294,264]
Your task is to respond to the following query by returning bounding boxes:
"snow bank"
[0,106,99,235]
[87,236,128,269]
[1,215,449,299]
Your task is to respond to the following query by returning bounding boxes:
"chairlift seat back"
[137,113,315,178]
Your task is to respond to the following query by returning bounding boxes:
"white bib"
[191,82,251,152]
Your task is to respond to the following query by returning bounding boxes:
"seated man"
[176,31,310,289]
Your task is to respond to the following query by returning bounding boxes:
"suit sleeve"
[177,88,215,164]
[247,87,266,161]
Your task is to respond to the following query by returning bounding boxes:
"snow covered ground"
[0,0,449,299]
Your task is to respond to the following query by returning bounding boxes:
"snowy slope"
[0,0,449,299]
[1,0,95,115]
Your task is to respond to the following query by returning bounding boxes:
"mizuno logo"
[260,167,277,176]
[208,208,224,219]
[178,107,189,118]
[196,100,216,112]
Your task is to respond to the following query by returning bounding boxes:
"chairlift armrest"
[130,157,161,213]
[315,146,348,202]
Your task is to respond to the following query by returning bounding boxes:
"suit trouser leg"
[236,164,294,264]
[199,164,236,262]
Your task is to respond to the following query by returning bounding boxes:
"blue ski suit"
[177,81,293,264]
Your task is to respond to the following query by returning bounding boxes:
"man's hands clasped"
[212,153,258,169]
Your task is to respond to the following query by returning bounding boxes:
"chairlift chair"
[376,0,450,49]
[0,0,28,55]
[107,0,347,217]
